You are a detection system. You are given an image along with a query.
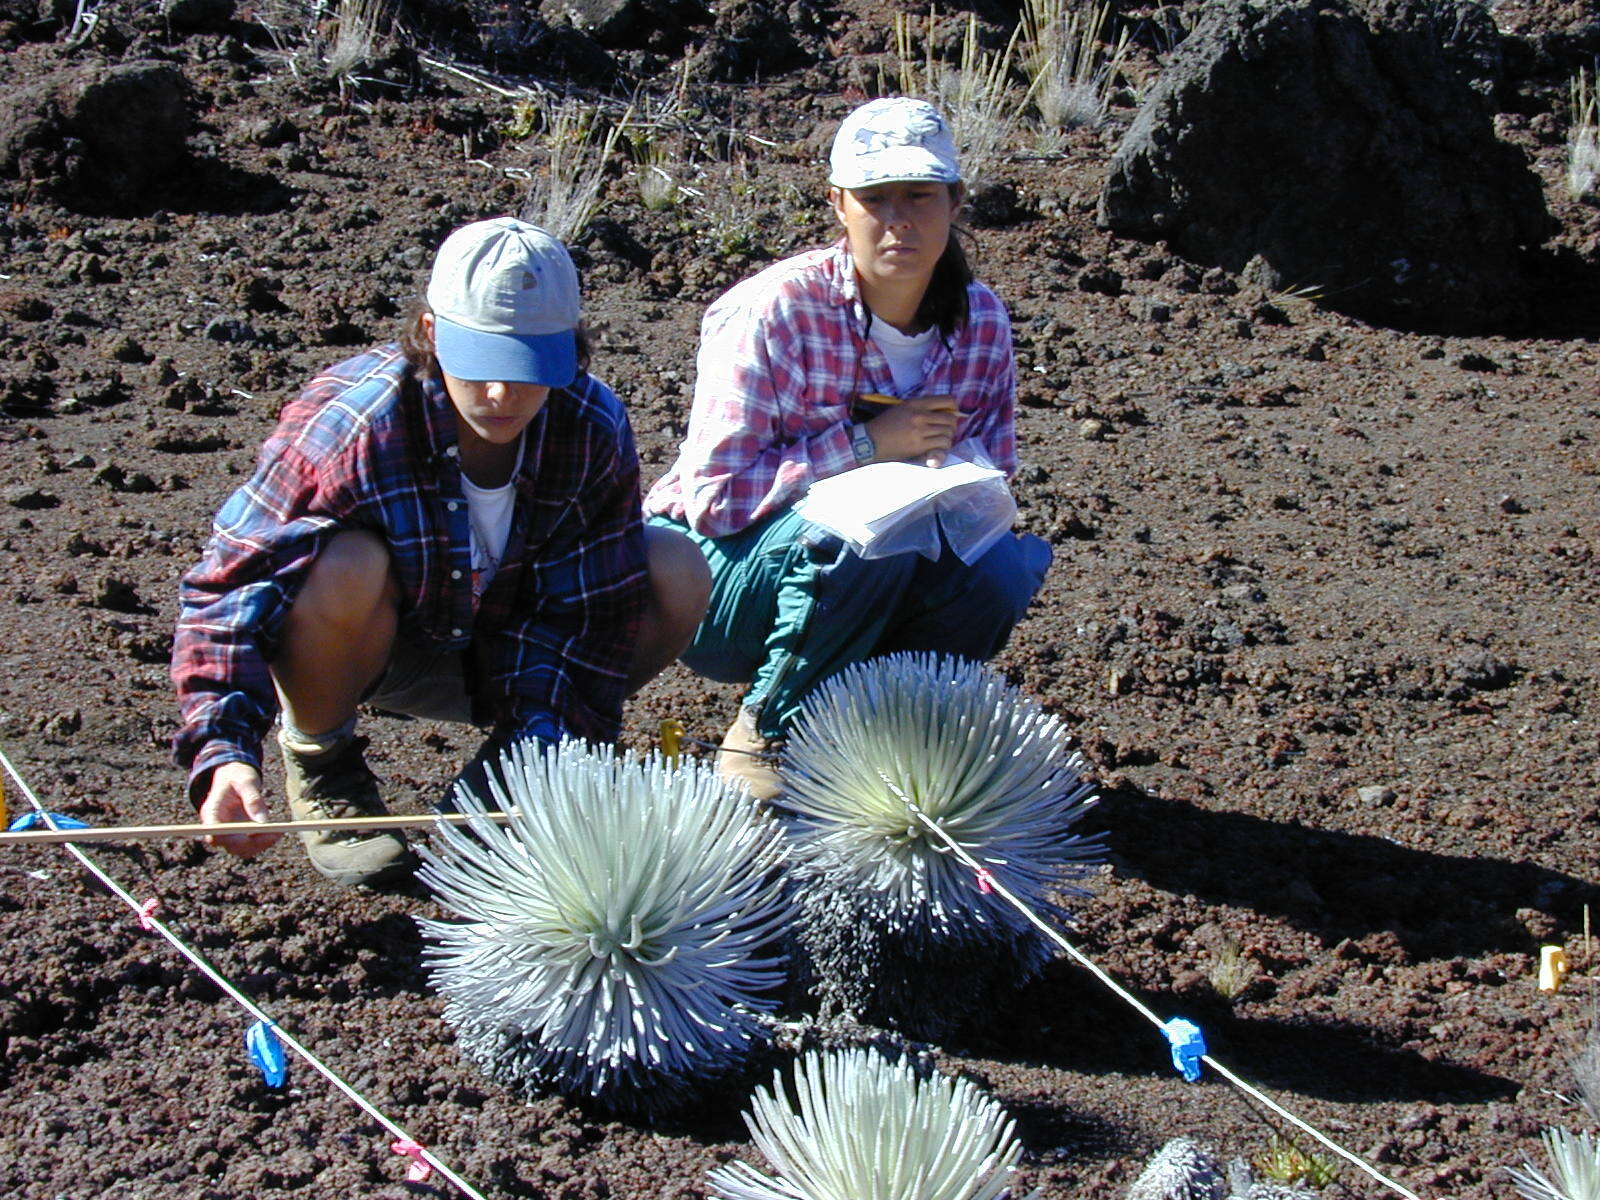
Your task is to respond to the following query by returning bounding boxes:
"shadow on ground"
[969,966,1519,1105]
[1091,784,1597,960]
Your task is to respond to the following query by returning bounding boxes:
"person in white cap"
[645,97,1051,800]
[172,217,710,886]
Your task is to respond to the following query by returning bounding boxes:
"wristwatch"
[849,423,875,464]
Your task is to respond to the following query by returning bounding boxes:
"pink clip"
[975,868,994,895]
[136,897,161,931]
[390,1138,433,1182]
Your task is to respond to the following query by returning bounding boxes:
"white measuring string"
[880,775,1424,1200]
[0,742,489,1200]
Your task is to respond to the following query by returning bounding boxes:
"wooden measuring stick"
[0,809,516,846]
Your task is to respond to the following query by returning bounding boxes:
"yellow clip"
[1539,945,1570,992]
[659,719,685,765]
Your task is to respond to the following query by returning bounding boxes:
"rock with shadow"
[1098,0,1555,333]
[0,60,190,214]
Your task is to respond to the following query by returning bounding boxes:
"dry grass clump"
[417,740,792,1116]
[325,0,393,80]
[1018,0,1129,145]
[707,1049,1028,1200]
[1206,934,1258,1002]
[780,652,1103,1038]
[516,99,627,242]
[1568,68,1599,200]
[889,12,1024,190]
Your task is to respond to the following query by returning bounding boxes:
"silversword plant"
[1509,1127,1600,1200]
[708,1048,1032,1200]
[417,739,793,1115]
[781,652,1104,1037]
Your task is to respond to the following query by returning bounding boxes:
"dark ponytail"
[913,184,972,340]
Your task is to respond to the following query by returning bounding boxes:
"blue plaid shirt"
[172,344,648,796]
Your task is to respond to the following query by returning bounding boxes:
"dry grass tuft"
[517,99,628,242]
[1018,0,1129,146]
[326,0,393,80]
[889,12,1025,190]
[1568,68,1599,200]
[1206,935,1257,1001]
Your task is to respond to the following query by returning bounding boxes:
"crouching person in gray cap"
[171,217,710,886]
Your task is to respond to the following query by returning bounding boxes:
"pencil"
[857,392,958,409]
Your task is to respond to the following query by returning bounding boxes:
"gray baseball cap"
[426,217,581,386]
[828,97,961,190]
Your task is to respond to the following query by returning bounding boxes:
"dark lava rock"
[1447,649,1517,694]
[405,0,619,85]
[1077,264,1124,296]
[0,291,52,320]
[1097,0,1553,333]
[0,0,75,40]
[1367,0,1506,100]
[161,0,236,33]
[688,0,819,81]
[0,60,191,214]
[92,575,144,613]
[541,0,704,49]
[4,486,58,510]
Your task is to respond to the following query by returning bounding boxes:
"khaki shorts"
[363,637,476,725]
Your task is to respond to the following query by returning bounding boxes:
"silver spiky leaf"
[416,738,793,1115]
[708,1048,1036,1200]
[1508,1126,1600,1200]
[780,652,1105,1035]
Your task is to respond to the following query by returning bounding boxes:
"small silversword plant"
[417,739,793,1115]
[781,652,1104,1037]
[708,1048,1033,1200]
[1509,1127,1600,1200]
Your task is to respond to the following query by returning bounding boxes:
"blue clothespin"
[1164,1017,1207,1082]
[246,1020,288,1088]
[8,811,90,832]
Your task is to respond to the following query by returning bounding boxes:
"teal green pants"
[649,508,1051,739]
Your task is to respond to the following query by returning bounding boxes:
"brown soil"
[0,3,1597,1198]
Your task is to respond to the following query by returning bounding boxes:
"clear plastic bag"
[796,438,1017,562]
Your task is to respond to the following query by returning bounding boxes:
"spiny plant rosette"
[416,738,793,1116]
[708,1048,1033,1200]
[780,652,1104,1038]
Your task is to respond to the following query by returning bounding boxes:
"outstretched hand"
[199,762,279,858]
[864,395,960,467]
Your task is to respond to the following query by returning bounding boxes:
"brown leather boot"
[718,708,784,802]
[281,734,412,886]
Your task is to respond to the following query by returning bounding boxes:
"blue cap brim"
[433,318,577,386]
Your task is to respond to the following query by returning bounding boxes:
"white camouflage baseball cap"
[426,217,580,386]
[828,97,961,190]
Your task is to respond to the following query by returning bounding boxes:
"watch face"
[852,430,874,462]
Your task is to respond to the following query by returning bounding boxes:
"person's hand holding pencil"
[857,393,959,467]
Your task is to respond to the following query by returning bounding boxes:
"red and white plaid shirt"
[644,241,1018,537]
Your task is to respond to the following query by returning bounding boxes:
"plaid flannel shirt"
[171,344,647,797]
[643,241,1018,536]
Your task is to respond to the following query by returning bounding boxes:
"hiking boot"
[718,708,784,801]
[280,735,412,886]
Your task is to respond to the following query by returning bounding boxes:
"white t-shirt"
[869,319,939,395]
[460,436,525,599]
